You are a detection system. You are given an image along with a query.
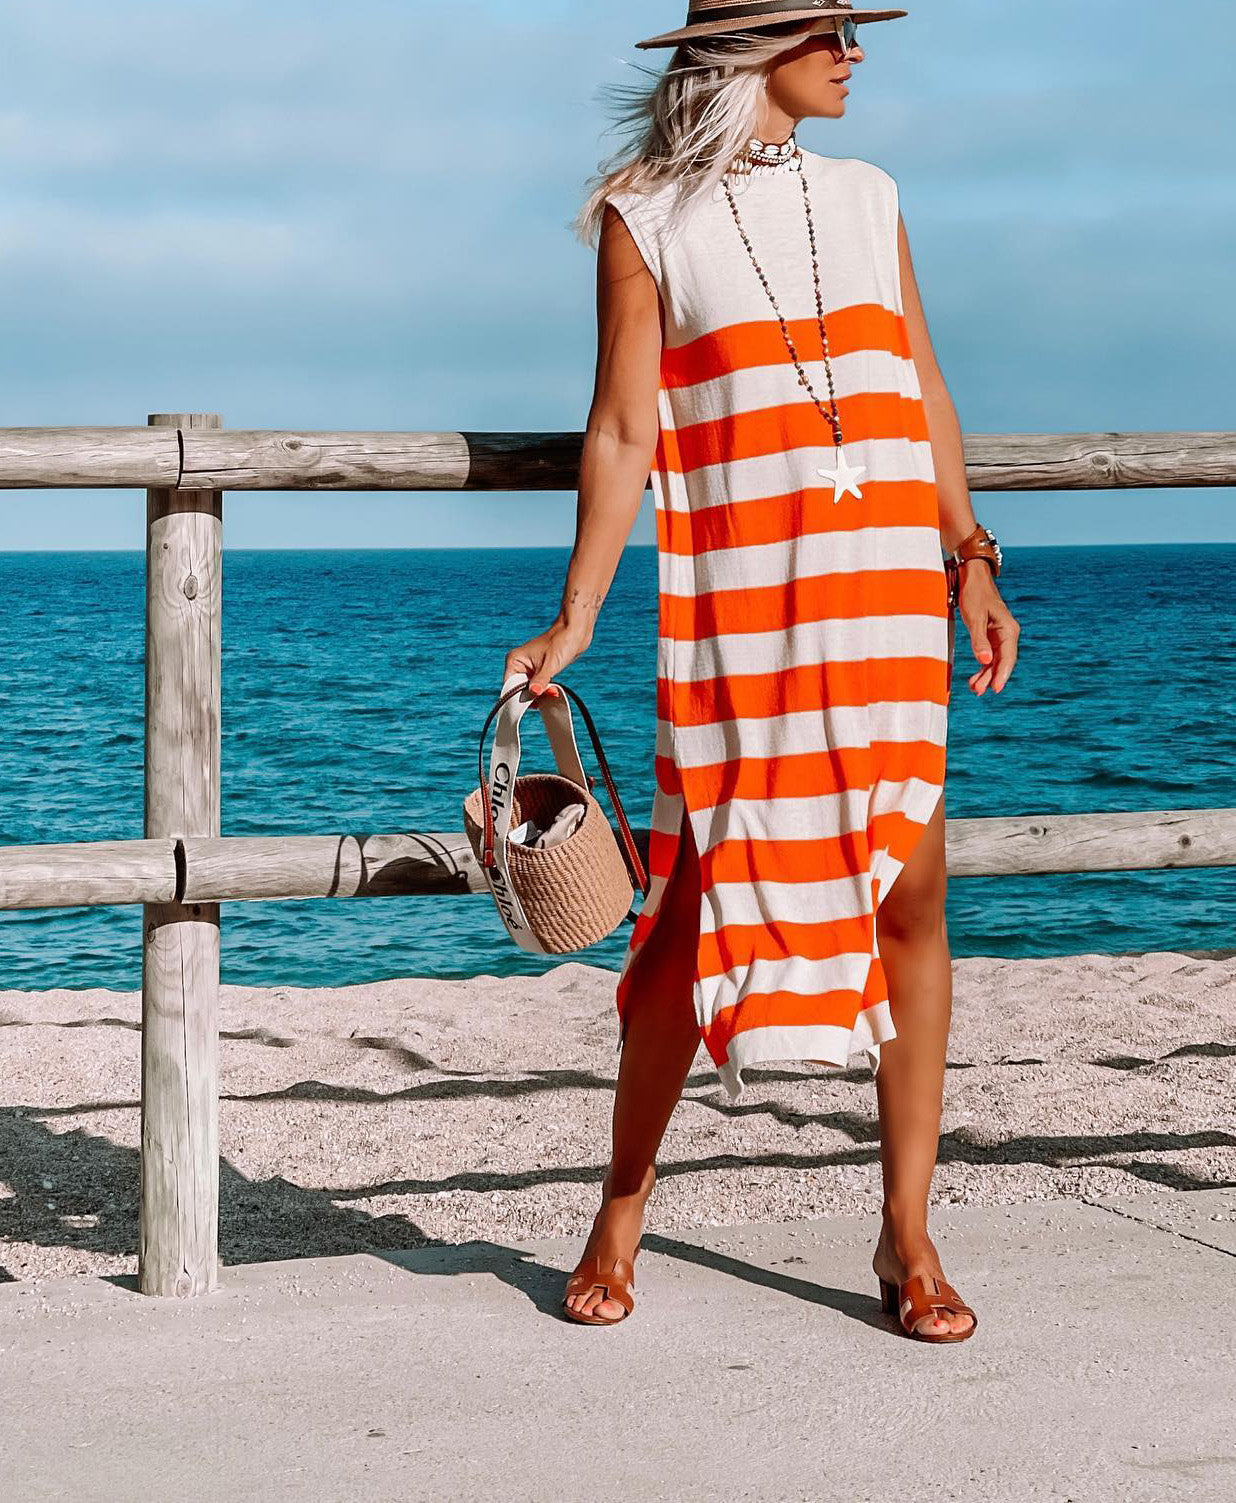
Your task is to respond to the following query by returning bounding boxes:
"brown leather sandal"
[879,1272,978,1343]
[563,1254,636,1326]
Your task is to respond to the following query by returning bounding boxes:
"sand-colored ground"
[1,949,1233,1283]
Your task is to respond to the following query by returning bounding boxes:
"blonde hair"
[574,21,819,249]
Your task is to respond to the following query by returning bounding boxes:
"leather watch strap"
[951,523,1002,579]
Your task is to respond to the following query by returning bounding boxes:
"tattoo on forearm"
[561,585,606,618]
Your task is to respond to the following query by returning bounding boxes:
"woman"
[505,2,1019,1342]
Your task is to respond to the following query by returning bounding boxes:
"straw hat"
[636,1,908,51]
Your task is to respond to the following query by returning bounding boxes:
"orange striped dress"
[606,149,952,1099]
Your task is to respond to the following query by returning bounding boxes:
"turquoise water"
[0,544,1231,991]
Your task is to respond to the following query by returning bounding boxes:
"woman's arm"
[504,203,662,698]
[896,212,978,555]
[896,212,1020,695]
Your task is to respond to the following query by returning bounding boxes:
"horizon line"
[2,540,1235,556]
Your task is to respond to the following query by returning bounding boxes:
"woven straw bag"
[462,671,651,955]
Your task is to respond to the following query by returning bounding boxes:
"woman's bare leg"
[870,793,974,1336]
[566,814,702,1320]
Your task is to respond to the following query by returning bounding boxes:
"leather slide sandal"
[563,1254,636,1326]
[879,1272,978,1343]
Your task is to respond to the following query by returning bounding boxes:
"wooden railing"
[3,425,1235,491]
[2,419,1233,1298]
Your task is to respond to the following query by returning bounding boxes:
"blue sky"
[0,0,1232,548]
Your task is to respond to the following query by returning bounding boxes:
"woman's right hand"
[503,620,593,699]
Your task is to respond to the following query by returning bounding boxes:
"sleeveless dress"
[604,148,953,1100]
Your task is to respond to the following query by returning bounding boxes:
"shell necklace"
[721,136,866,504]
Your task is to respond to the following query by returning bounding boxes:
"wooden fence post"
[138,412,223,1297]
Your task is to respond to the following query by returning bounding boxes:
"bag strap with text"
[476,672,650,900]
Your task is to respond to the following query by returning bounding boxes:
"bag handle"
[549,681,651,900]
[476,673,650,898]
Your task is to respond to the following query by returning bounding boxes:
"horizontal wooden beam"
[0,838,178,908]
[0,427,181,488]
[0,428,1233,491]
[0,808,1231,910]
[177,833,485,902]
[177,430,589,492]
[940,807,1236,878]
[962,430,1236,490]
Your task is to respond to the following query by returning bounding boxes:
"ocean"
[0,544,1231,992]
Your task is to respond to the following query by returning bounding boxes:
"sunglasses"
[813,17,861,57]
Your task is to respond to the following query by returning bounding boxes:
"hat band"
[685,0,851,24]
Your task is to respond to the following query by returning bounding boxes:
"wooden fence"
[2,420,1233,1298]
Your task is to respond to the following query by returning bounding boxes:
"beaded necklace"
[722,135,866,503]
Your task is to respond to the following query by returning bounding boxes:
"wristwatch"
[950,524,1002,578]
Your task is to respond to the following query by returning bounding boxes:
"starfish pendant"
[817,446,866,503]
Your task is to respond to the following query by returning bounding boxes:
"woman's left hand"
[958,564,1020,695]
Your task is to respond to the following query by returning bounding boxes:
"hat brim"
[636,9,908,50]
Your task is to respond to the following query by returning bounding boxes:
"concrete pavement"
[2,1188,1234,1502]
